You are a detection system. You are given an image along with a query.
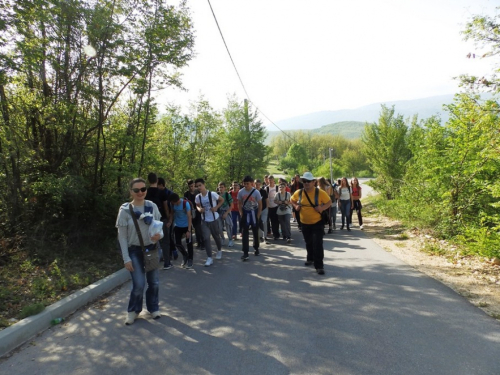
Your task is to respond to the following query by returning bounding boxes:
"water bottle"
[51,317,64,325]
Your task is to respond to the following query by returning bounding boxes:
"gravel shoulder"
[361,213,500,321]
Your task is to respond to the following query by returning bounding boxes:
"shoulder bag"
[130,204,160,272]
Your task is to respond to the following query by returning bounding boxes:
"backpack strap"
[298,189,303,205]
[242,188,256,211]
[198,194,204,221]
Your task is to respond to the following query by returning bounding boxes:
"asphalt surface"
[1,220,500,374]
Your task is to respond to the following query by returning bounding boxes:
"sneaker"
[328,228,333,234]
[215,251,222,260]
[265,238,269,244]
[254,249,260,256]
[360,225,364,230]
[304,261,313,266]
[221,238,226,246]
[204,257,213,267]
[125,312,138,325]
[172,250,179,260]
[317,269,325,275]
[287,238,291,244]
[151,311,161,320]
[186,259,193,268]
[260,236,265,242]
[163,263,173,270]
[292,218,296,223]
[298,226,302,232]
[241,254,249,261]
[228,240,234,247]
[181,256,188,268]
[347,227,351,232]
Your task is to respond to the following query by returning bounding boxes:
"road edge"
[0,268,130,358]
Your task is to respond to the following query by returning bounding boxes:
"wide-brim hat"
[301,172,315,181]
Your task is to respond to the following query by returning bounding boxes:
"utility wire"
[206,0,295,142]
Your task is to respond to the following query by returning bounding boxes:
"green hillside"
[310,121,366,139]
[265,121,366,144]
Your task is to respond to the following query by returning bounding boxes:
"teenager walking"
[266,175,280,240]
[255,179,270,244]
[338,177,353,231]
[350,177,364,230]
[184,180,204,251]
[195,178,224,266]
[275,182,293,243]
[167,193,194,269]
[238,176,262,260]
[218,182,234,246]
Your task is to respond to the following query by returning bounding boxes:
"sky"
[158,0,498,126]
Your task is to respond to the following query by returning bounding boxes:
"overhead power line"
[206,0,295,142]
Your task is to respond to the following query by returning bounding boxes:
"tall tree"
[362,105,413,199]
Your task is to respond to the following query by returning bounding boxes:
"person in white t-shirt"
[195,178,224,266]
[266,175,280,240]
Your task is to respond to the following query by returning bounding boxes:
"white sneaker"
[125,312,138,325]
[215,251,222,260]
[204,257,213,267]
[151,311,161,320]
[228,240,234,247]
[360,225,364,230]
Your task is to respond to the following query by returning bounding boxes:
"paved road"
[1,224,499,375]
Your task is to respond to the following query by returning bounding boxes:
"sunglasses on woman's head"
[131,187,147,193]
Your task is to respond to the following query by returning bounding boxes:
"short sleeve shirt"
[196,191,220,222]
[172,199,191,228]
[267,185,279,208]
[237,188,262,211]
[291,188,331,225]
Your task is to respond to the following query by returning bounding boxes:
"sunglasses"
[303,179,313,183]
[131,187,147,193]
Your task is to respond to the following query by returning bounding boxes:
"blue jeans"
[231,211,240,237]
[339,199,351,227]
[128,247,159,313]
[330,203,337,228]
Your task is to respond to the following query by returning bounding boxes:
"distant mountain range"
[265,94,458,133]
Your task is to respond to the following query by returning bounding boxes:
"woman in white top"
[274,183,293,243]
[337,177,353,231]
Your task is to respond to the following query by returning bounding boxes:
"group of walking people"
[115,172,364,325]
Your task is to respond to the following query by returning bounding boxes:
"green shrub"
[19,303,46,319]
